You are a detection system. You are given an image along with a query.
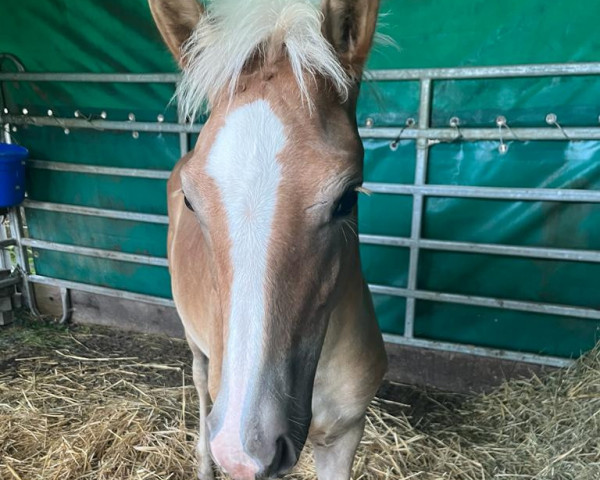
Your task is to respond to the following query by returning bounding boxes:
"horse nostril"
[267,435,297,476]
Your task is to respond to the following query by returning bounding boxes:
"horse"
[148,1,387,478]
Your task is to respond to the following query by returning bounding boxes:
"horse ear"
[148,0,204,65]
[321,0,380,79]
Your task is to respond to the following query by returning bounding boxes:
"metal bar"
[0,238,16,248]
[2,115,202,133]
[366,62,600,81]
[421,238,600,263]
[382,334,574,368]
[6,115,600,140]
[369,284,600,320]
[7,208,28,271]
[404,79,432,338]
[0,229,13,269]
[23,200,169,224]
[358,126,600,140]
[0,275,20,289]
[28,159,171,179]
[359,234,412,248]
[0,72,180,83]
[7,206,40,315]
[364,183,600,203]
[1,63,599,84]
[21,238,169,267]
[359,234,600,263]
[28,274,175,308]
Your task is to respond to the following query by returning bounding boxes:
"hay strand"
[1,325,599,479]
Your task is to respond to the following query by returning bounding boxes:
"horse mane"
[177,0,350,120]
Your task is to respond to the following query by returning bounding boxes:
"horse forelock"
[177,0,350,121]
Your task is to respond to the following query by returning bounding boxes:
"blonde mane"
[177,0,350,120]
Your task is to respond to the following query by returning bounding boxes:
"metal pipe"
[25,272,600,328]
[20,232,600,270]
[20,238,169,267]
[404,79,432,338]
[421,238,600,262]
[359,234,600,263]
[1,115,202,133]
[1,63,599,84]
[7,206,41,316]
[0,275,20,289]
[359,234,412,248]
[366,62,600,81]
[357,126,600,140]
[382,334,574,368]
[369,284,600,320]
[0,226,13,269]
[28,159,171,180]
[2,124,9,144]
[5,115,600,140]
[364,183,600,203]
[28,274,175,308]
[23,200,169,224]
[0,238,16,248]
[0,72,180,83]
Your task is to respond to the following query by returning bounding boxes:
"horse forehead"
[204,99,286,185]
[201,97,334,203]
[203,99,288,267]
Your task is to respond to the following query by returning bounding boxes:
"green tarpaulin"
[1,0,599,358]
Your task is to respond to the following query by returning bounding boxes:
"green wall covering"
[1,0,599,358]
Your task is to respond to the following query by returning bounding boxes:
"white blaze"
[206,99,285,471]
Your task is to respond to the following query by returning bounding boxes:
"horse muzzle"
[207,393,304,479]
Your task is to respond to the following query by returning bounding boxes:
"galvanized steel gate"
[1,61,600,368]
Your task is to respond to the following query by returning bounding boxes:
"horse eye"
[333,188,358,218]
[183,194,194,212]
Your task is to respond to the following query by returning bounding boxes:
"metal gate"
[1,60,600,368]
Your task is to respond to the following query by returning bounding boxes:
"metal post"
[2,124,9,144]
[404,79,432,338]
[7,206,39,314]
[0,214,11,269]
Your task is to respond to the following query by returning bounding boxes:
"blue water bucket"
[0,143,28,208]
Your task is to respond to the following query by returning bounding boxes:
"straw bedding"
[0,321,598,480]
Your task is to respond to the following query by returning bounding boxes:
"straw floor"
[1,318,598,479]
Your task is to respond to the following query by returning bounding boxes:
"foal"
[148,1,387,478]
